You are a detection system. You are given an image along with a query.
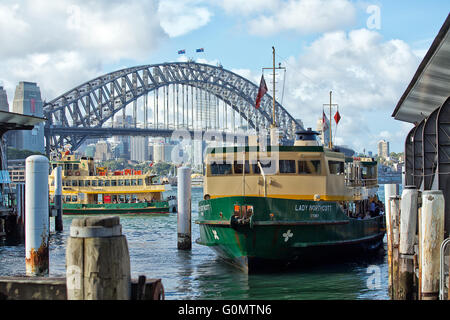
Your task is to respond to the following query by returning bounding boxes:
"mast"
[323,91,338,149]
[262,47,285,129]
[329,91,332,149]
[272,46,276,127]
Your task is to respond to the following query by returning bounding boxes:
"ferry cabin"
[203,145,379,216]
[48,155,166,205]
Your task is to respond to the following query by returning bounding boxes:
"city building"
[7,159,25,189]
[377,139,390,159]
[0,86,9,112]
[8,82,45,153]
[130,136,149,162]
[94,140,112,161]
[85,144,96,158]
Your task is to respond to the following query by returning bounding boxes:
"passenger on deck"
[369,200,376,216]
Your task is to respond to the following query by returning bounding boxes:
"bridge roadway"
[45,125,249,145]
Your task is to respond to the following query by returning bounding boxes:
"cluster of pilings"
[385,184,448,300]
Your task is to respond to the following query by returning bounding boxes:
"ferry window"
[112,195,118,203]
[279,160,296,174]
[131,179,137,186]
[125,179,130,186]
[65,164,72,170]
[252,160,276,175]
[298,160,321,174]
[132,194,137,201]
[78,180,83,187]
[210,162,232,175]
[92,180,97,186]
[51,180,54,186]
[118,180,124,186]
[73,164,79,170]
[126,195,131,202]
[233,161,250,174]
[329,161,344,175]
[65,195,71,202]
[52,164,57,169]
[72,195,77,202]
[111,180,117,186]
[137,179,143,186]
[98,180,104,186]
[105,180,110,186]
[85,180,91,187]
[119,195,125,203]
[71,180,78,186]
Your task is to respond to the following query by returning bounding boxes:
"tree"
[7,147,45,160]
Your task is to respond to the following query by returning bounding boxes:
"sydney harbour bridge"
[43,61,303,154]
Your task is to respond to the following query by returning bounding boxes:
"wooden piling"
[384,184,397,298]
[66,216,131,300]
[54,166,63,232]
[177,167,192,250]
[420,190,445,300]
[398,186,418,300]
[389,195,401,299]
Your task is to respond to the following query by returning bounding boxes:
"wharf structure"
[0,110,46,238]
[392,13,450,235]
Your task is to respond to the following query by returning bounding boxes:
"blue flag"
[178,50,186,54]
[196,48,204,52]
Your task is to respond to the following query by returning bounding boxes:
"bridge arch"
[43,61,303,151]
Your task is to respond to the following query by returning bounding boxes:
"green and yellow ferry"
[196,129,385,272]
[48,152,176,215]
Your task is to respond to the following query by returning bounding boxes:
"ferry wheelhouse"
[48,152,176,215]
[196,129,385,272]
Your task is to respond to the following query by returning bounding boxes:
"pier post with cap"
[66,216,131,300]
[25,155,49,276]
[398,185,418,300]
[419,190,445,300]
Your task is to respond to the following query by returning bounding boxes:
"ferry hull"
[196,196,385,273]
[60,201,175,215]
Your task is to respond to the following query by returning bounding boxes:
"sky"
[0,0,449,154]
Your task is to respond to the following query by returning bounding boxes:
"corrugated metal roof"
[392,13,450,123]
[0,110,45,133]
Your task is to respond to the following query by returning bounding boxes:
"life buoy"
[75,171,80,176]
[67,170,72,176]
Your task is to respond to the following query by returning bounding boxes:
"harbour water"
[0,186,391,300]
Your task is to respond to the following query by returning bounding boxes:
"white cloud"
[158,0,213,37]
[0,0,167,104]
[246,0,357,35]
[216,0,278,15]
[278,28,420,152]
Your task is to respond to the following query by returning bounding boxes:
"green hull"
[196,196,385,272]
[62,201,171,215]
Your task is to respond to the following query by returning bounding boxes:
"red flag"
[322,111,329,131]
[149,161,153,167]
[334,110,341,124]
[255,75,268,109]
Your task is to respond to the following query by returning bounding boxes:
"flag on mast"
[322,111,330,146]
[177,49,186,54]
[334,110,341,124]
[255,75,268,109]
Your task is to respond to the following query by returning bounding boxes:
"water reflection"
[0,187,389,300]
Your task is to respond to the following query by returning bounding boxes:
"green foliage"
[7,147,45,160]
[97,159,176,177]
